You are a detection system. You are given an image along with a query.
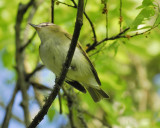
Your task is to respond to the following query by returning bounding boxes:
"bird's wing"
[65,80,87,93]
[64,33,101,86]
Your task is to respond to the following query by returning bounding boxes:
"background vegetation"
[0,0,160,127]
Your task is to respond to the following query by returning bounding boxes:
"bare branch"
[119,0,123,32]
[82,110,111,127]
[58,92,62,114]
[87,22,160,52]
[77,108,88,128]
[2,85,19,128]
[26,64,44,81]
[66,90,76,128]
[57,1,76,8]
[102,1,109,38]
[0,101,24,124]
[15,0,37,126]
[20,32,36,52]
[84,12,97,43]
[62,86,88,128]
[30,81,52,91]
[57,0,98,44]
[51,0,55,23]
[28,0,84,127]
[86,27,130,52]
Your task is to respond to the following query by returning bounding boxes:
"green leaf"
[48,105,55,122]
[131,7,155,29]
[137,0,154,9]
[142,0,154,7]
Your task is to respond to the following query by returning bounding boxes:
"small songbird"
[29,23,109,102]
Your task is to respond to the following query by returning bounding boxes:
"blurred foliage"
[1,0,160,127]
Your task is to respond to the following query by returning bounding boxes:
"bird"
[29,22,109,102]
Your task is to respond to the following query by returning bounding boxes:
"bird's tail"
[86,87,109,102]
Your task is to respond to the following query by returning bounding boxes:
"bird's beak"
[29,23,40,30]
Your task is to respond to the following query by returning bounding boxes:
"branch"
[86,27,130,52]
[51,0,55,23]
[26,64,44,81]
[102,1,109,38]
[84,12,97,44]
[2,85,19,128]
[62,86,88,128]
[82,110,111,127]
[30,77,63,113]
[15,0,36,126]
[57,0,98,44]
[66,90,76,128]
[33,89,44,108]
[119,0,123,32]
[77,108,88,128]
[87,22,160,52]
[19,32,36,52]
[28,0,84,127]
[0,101,24,124]
[30,81,52,91]
[56,1,76,8]
[21,0,44,52]
[71,0,97,43]
[58,92,62,114]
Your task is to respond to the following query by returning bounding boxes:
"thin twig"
[2,85,19,128]
[57,0,98,44]
[86,27,130,52]
[71,0,98,44]
[30,81,52,91]
[87,22,160,52]
[33,89,44,108]
[22,0,44,48]
[84,12,97,43]
[57,1,76,8]
[82,110,111,127]
[20,32,36,52]
[26,64,44,81]
[28,0,84,127]
[102,2,108,38]
[71,0,77,7]
[0,101,24,124]
[62,86,88,128]
[119,0,122,32]
[51,0,55,23]
[15,0,36,126]
[66,90,76,128]
[77,108,88,128]
[58,92,62,114]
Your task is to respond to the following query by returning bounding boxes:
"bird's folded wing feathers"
[64,32,101,86]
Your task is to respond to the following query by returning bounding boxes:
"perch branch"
[57,0,97,44]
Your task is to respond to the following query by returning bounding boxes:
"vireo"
[29,22,109,102]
